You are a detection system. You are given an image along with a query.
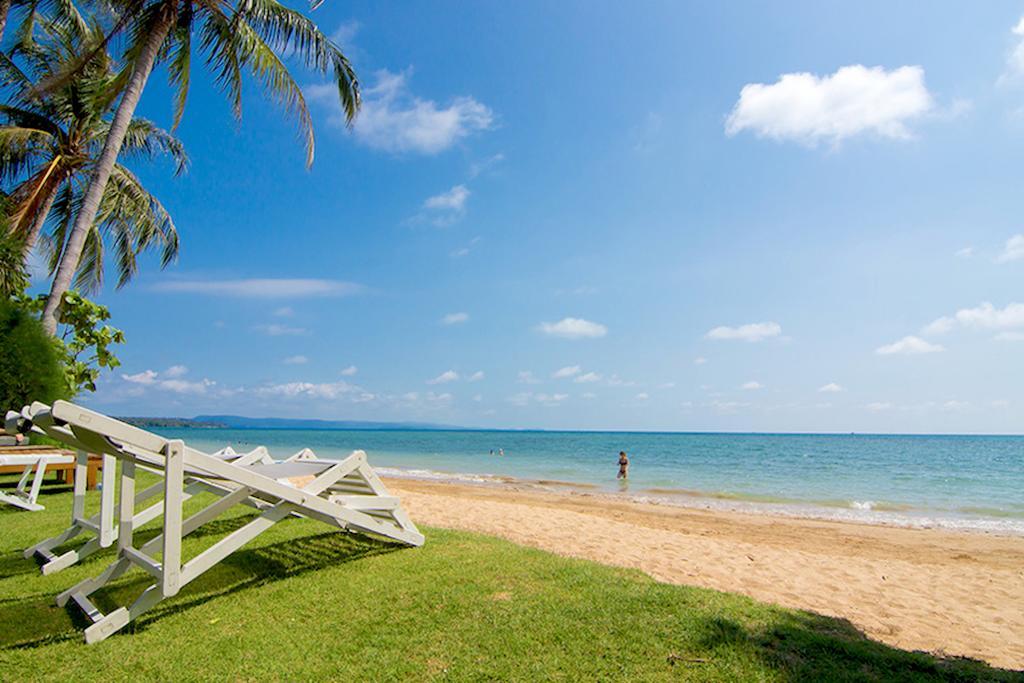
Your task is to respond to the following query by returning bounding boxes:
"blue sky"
[53,1,1024,432]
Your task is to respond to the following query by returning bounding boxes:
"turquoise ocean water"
[159,428,1024,534]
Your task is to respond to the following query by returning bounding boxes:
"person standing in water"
[617,451,629,479]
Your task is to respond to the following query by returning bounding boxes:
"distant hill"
[119,417,227,429]
[192,415,462,431]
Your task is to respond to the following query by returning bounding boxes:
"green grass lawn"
[0,475,1019,682]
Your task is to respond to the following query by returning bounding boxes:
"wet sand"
[387,478,1024,669]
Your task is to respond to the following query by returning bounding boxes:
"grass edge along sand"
[0,478,1019,682]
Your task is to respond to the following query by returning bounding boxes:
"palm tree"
[0,20,186,291]
[38,0,359,333]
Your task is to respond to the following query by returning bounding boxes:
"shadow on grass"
[0,527,401,650]
[696,612,1021,682]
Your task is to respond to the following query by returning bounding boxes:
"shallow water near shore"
[159,427,1024,535]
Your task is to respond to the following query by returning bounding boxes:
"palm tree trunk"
[21,179,59,257]
[0,0,11,44]
[40,9,174,334]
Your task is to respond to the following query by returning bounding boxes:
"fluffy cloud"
[693,357,708,365]
[995,235,1024,263]
[705,321,781,342]
[923,302,1024,336]
[123,366,214,394]
[312,69,493,154]
[340,365,358,376]
[467,371,485,382]
[154,278,361,298]
[1003,16,1024,81]
[425,185,469,212]
[741,381,764,390]
[552,365,581,379]
[257,381,359,400]
[634,392,649,401]
[516,370,541,384]
[254,324,308,336]
[441,312,469,325]
[725,65,933,146]
[875,336,944,355]
[818,382,844,393]
[427,370,459,385]
[574,371,601,384]
[509,392,568,407]
[283,355,308,365]
[538,317,608,339]
[954,246,975,259]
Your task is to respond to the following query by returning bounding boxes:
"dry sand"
[387,478,1024,670]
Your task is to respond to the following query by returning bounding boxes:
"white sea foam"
[376,465,1024,536]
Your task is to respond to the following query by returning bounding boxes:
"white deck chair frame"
[0,449,75,511]
[17,403,274,575]
[38,400,422,644]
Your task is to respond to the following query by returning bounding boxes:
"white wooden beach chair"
[17,403,273,575]
[0,415,75,511]
[34,400,423,643]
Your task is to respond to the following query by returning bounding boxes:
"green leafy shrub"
[0,299,71,413]
[17,291,125,394]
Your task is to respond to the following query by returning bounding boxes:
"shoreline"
[385,476,1024,669]
[375,465,1024,537]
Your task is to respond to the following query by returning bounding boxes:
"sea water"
[158,428,1024,535]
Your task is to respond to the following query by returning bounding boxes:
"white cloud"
[818,382,844,393]
[450,236,481,259]
[257,381,358,400]
[467,371,485,382]
[741,381,764,390]
[468,152,505,178]
[866,402,893,412]
[574,371,602,384]
[954,246,974,259]
[693,356,708,365]
[1002,16,1024,81]
[425,185,469,212]
[538,317,608,339]
[155,278,361,298]
[635,392,649,400]
[123,370,157,385]
[313,69,493,154]
[516,370,541,384]
[283,355,308,365]
[340,365,358,376]
[706,321,781,342]
[254,324,308,336]
[552,365,581,379]
[330,19,359,45]
[427,370,459,385]
[924,302,1024,336]
[441,312,469,325]
[875,335,944,355]
[581,392,597,399]
[725,64,933,146]
[995,234,1024,263]
[509,392,569,407]
[273,306,294,317]
[122,367,214,394]
[163,365,188,378]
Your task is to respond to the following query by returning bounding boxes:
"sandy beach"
[388,478,1024,670]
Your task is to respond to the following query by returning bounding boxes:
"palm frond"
[110,117,189,175]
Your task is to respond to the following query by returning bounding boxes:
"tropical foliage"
[0,0,359,401]
[0,19,186,292]
[38,0,361,332]
[0,297,69,410]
